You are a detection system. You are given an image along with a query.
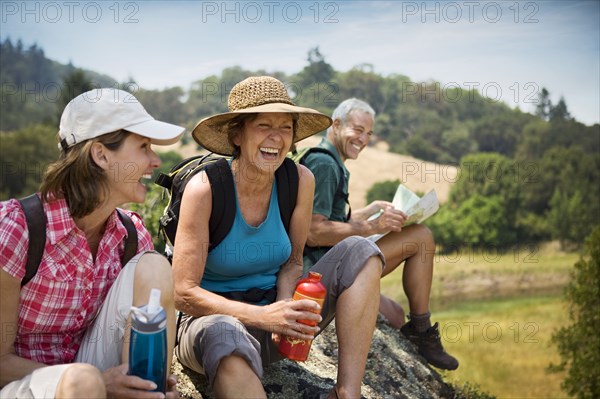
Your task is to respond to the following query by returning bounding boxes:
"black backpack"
[154,153,299,253]
[288,146,350,221]
[18,194,138,287]
[288,146,351,264]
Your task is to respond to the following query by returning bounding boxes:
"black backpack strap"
[116,209,138,266]
[300,147,351,222]
[18,194,47,287]
[275,157,299,234]
[204,158,236,251]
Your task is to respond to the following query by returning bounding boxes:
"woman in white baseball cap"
[0,88,184,398]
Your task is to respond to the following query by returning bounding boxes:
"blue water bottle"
[129,288,167,393]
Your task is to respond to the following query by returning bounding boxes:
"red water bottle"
[278,271,326,361]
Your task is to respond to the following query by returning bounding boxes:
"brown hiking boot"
[400,321,459,370]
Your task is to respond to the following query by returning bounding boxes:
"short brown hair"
[40,130,130,218]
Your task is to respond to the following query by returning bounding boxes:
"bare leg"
[333,256,382,399]
[377,224,435,315]
[377,225,459,370]
[55,363,106,399]
[213,355,266,399]
[379,294,406,329]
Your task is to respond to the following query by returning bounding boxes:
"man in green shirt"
[302,98,458,371]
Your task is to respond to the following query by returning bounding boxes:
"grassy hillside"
[435,295,568,398]
[380,242,577,399]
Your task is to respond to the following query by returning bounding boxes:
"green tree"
[57,69,95,123]
[366,179,400,204]
[186,66,259,131]
[404,135,442,163]
[514,118,549,161]
[447,153,525,246]
[133,87,187,126]
[154,151,184,174]
[129,150,183,251]
[0,124,58,200]
[470,111,531,158]
[441,123,477,163]
[549,226,600,399]
[453,194,516,247]
[387,106,438,155]
[1,38,117,131]
[536,87,552,121]
[335,67,385,113]
[129,183,167,252]
[427,206,459,249]
[292,47,336,112]
[518,146,600,244]
[547,190,590,251]
[296,47,335,88]
[450,153,521,212]
[549,96,571,121]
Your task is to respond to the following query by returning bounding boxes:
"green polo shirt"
[302,139,351,270]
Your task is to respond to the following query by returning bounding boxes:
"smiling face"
[233,112,295,173]
[330,109,374,161]
[103,133,161,205]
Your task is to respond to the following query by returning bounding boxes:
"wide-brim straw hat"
[191,76,332,155]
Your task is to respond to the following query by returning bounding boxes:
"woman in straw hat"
[172,76,385,399]
[1,88,184,399]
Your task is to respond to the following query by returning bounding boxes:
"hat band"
[230,97,294,111]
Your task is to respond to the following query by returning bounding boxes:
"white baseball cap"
[59,88,185,150]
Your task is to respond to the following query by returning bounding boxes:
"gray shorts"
[175,236,383,386]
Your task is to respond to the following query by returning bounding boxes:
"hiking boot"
[400,321,459,370]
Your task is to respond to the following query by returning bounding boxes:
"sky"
[1,0,599,125]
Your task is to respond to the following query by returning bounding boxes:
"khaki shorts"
[175,236,383,386]
[1,251,153,399]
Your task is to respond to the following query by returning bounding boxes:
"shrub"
[549,226,600,398]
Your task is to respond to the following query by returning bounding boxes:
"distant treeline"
[1,39,599,249]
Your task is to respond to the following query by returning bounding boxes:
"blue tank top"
[200,180,292,294]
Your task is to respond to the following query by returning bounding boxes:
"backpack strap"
[299,147,351,221]
[275,157,299,234]
[18,195,138,287]
[116,209,138,266]
[18,194,47,287]
[202,157,298,250]
[204,158,236,252]
[174,158,298,346]
[298,147,352,264]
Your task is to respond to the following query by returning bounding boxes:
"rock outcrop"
[173,316,457,398]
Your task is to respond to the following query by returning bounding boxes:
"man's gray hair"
[328,98,376,133]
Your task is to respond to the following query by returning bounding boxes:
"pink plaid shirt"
[0,195,153,365]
